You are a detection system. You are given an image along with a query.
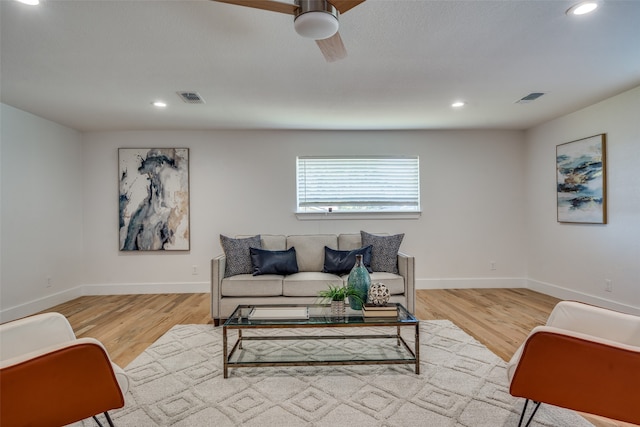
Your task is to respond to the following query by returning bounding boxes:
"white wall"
[1,104,84,321]
[525,86,640,314]
[5,86,637,322]
[79,129,527,296]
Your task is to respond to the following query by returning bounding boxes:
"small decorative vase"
[330,299,346,316]
[347,254,370,310]
[368,282,391,306]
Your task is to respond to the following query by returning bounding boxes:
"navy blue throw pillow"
[322,245,373,276]
[250,247,299,276]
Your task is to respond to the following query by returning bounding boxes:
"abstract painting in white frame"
[119,148,190,250]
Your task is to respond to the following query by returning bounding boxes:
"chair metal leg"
[518,399,542,427]
[103,411,115,427]
[93,412,115,427]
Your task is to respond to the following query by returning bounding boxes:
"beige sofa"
[211,233,415,325]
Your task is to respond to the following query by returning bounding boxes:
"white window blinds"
[297,156,420,213]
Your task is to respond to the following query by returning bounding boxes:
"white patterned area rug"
[78,320,593,427]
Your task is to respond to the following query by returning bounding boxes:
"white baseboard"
[526,279,640,315]
[416,277,639,315]
[81,281,210,295]
[0,281,210,323]
[0,287,84,323]
[4,278,638,323]
[416,277,527,289]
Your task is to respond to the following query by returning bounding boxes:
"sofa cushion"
[260,235,287,251]
[322,245,372,275]
[361,231,404,274]
[250,247,299,276]
[237,234,286,250]
[338,233,362,251]
[220,234,261,277]
[368,273,405,295]
[221,274,283,297]
[286,234,338,272]
[283,272,343,297]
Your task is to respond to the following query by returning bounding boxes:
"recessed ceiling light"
[15,0,40,5]
[451,101,466,108]
[152,101,167,108]
[566,1,598,16]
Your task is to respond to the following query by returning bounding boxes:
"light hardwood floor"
[41,288,632,427]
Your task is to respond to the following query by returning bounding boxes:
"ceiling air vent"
[515,92,545,104]
[177,91,205,104]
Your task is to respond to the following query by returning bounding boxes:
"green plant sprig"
[318,284,364,304]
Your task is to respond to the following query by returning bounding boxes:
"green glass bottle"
[347,254,370,310]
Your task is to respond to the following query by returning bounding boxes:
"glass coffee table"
[222,303,419,378]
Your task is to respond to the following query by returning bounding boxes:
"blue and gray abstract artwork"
[556,137,604,223]
[119,148,189,250]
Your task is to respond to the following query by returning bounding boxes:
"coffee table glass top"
[224,303,416,327]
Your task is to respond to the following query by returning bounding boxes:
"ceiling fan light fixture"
[294,0,339,40]
[295,12,338,39]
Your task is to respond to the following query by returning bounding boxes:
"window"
[296,156,420,216]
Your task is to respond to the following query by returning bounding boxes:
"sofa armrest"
[508,326,640,425]
[211,254,226,321]
[397,252,415,314]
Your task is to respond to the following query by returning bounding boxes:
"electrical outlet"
[489,261,497,271]
[605,279,613,292]
[46,277,52,288]
[192,265,199,275]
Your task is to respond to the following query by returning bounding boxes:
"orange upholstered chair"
[0,312,129,427]
[507,301,640,427]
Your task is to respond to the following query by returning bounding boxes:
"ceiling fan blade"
[330,0,366,15]
[212,0,298,15]
[316,31,347,62]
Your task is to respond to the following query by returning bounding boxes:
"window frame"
[295,155,421,220]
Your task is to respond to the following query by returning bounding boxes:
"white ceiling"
[1,0,639,132]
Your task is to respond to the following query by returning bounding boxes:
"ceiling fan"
[212,0,366,62]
